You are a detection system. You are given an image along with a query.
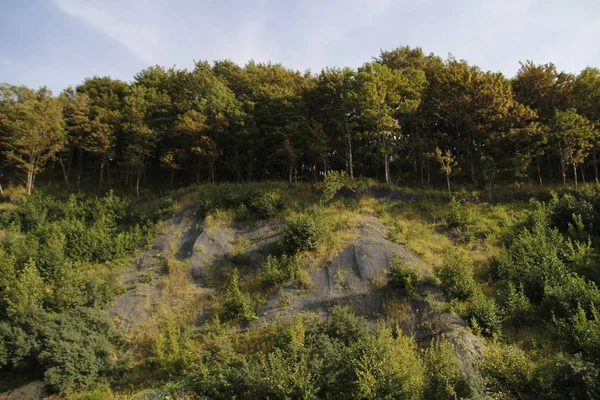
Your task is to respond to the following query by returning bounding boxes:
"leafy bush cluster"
[260,253,302,288]
[0,308,118,393]
[0,191,171,392]
[190,306,471,400]
[197,184,283,220]
[281,206,332,252]
[488,194,600,359]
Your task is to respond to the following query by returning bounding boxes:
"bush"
[480,344,535,399]
[281,208,330,252]
[351,325,425,399]
[423,336,469,400]
[499,282,532,324]
[249,190,283,219]
[222,269,256,322]
[386,259,418,296]
[260,253,302,287]
[435,248,477,301]
[465,294,502,337]
[321,171,349,204]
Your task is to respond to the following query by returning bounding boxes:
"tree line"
[1,46,600,196]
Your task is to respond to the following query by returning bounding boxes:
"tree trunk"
[26,170,33,195]
[581,165,587,185]
[170,169,175,189]
[573,163,578,190]
[99,158,105,191]
[196,158,201,184]
[343,105,354,179]
[446,172,451,200]
[48,160,55,187]
[210,162,215,184]
[594,151,599,182]
[77,148,83,188]
[560,160,566,185]
[384,153,390,184]
[536,156,543,185]
[0,183,3,196]
[288,163,293,184]
[58,157,70,190]
[136,172,141,199]
[106,155,112,189]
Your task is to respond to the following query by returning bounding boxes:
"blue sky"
[1,0,599,93]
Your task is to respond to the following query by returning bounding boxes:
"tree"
[356,62,425,183]
[572,67,600,180]
[309,68,358,178]
[0,85,66,195]
[550,109,595,188]
[434,147,458,199]
[76,77,129,189]
[121,85,167,197]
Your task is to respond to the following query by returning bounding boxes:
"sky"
[1,0,599,93]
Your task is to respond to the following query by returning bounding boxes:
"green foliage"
[260,252,302,287]
[248,190,283,219]
[323,305,369,345]
[435,248,477,301]
[222,269,256,322]
[499,282,532,324]
[321,170,349,204]
[423,336,468,400]
[481,344,536,399]
[446,198,474,242]
[559,305,600,359]
[352,325,425,400]
[386,258,418,296]
[39,308,117,393]
[149,312,192,377]
[281,207,331,252]
[465,294,502,338]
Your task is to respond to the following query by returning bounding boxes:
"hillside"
[1,179,599,399]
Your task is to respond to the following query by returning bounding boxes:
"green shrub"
[222,269,256,322]
[249,190,283,219]
[465,294,502,338]
[446,198,474,242]
[480,344,536,399]
[321,171,349,204]
[423,336,469,400]
[149,312,192,377]
[386,259,418,296]
[281,208,330,252]
[351,325,425,399]
[323,305,369,345]
[260,253,302,287]
[499,282,532,324]
[435,248,477,301]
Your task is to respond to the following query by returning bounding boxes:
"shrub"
[499,282,532,324]
[435,248,477,301]
[149,312,192,377]
[480,344,535,399]
[351,325,425,399]
[249,190,283,219]
[423,336,469,400]
[465,294,502,338]
[321,171,349,204]
[323,305,369,345]
[222,269,256,322]
[386,259,418,296]
[38,308,117,393]
[281,208,330,252]
[260,253,302,287]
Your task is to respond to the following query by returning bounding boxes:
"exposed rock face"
[108,204,201,329]
[0,381,45,400]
